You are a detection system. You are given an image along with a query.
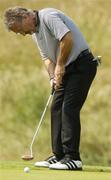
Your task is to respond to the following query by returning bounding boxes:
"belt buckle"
[93,56,102,66]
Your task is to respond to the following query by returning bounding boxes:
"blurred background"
[0,0,111,166]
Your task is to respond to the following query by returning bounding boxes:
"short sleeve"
[43,13,70,41]
[32,34,48,60]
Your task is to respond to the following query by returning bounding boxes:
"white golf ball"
[24,167,30,173]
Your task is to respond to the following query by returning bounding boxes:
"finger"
[55,80,61,89]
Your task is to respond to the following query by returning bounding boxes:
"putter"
[22,88,55,161]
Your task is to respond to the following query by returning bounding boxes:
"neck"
[33,11,39,26]
[33,11,40,32]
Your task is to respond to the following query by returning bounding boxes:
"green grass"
[0,161,111,180]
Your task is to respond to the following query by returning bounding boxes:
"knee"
[63,103,80,116]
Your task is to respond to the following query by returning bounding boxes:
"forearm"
[54,32,73,89]
[57,32,73,66]
[44,59,55,79]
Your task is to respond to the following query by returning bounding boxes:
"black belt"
[78,49,92,58]
[77,50,102,66]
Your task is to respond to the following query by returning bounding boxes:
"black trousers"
[51,52,97,160]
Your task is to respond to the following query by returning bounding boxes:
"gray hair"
[4,6,30,30]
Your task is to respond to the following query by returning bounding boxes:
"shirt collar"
[35,11,40,33]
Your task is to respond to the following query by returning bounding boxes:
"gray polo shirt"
[32,8,89,66]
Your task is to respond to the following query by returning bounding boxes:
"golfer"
[4,7,98,170]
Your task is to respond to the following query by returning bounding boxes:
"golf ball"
[24,167,30,173]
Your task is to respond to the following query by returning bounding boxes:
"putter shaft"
[30,93,54,157]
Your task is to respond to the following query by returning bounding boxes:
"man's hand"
[50,78,54,88]
[54,64,65,89]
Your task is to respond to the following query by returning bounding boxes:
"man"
[4,7,98,170]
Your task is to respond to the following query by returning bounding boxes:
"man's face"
[11,13,36,36]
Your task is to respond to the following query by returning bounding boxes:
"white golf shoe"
[34,155,58,168]
[49,159,82,170]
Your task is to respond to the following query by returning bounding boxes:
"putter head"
[21,154,34,161]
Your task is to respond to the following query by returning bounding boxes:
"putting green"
[0,161,111,180]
